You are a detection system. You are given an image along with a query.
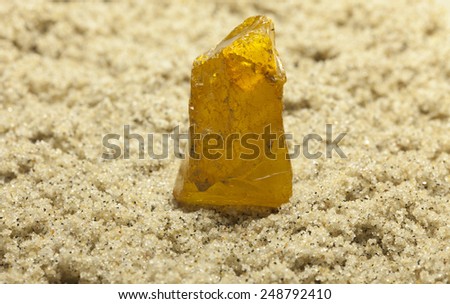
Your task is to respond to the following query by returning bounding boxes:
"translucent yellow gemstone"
[173,16,292,208]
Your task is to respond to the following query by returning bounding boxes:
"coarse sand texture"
[0,0,449,283]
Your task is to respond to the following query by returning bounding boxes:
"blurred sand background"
[0,0,449,283]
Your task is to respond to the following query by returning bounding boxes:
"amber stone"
[173,15,292,208]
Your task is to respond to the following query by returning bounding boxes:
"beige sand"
[0,0,449,283]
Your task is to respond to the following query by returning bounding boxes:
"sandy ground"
[0,0,449,283]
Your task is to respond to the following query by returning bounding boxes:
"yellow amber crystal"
[173,15,292,208]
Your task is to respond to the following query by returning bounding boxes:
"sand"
[0,0,449,283]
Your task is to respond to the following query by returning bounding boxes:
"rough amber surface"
[173,16,292,207]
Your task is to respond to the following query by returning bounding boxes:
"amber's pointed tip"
[223,15,274,41]
[245,15,273,24]
[193,15,277,67]
[242,15,274,31]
